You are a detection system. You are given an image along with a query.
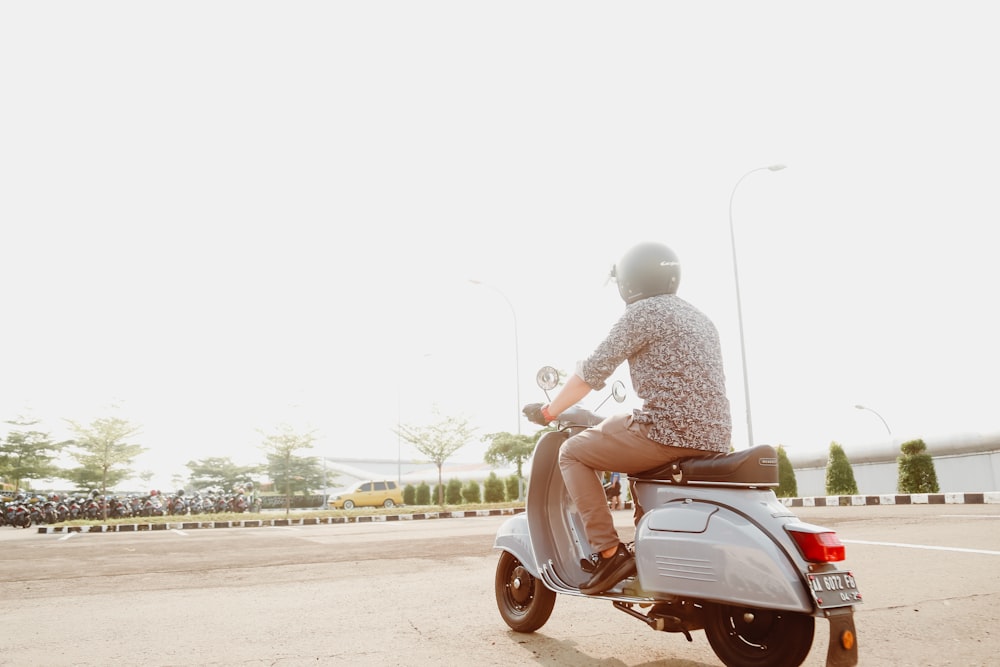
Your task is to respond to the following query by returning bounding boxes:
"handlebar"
[553,405,606,429]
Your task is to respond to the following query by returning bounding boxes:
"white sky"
[2,3,998,490]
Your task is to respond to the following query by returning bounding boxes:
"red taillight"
[789,529,846,563]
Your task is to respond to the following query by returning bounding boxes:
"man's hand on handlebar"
[523,403,554,426]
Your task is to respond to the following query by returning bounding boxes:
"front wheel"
[703,603,814,667]
[494,551,556,633]
[343,500,355,510]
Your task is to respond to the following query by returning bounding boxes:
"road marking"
[171,529,188,536]
[58,533,77,542]
[843,539,1000,556]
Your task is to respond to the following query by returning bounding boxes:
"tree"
[186,456,261,492]
[265,454,325,502]
[65,416,144,518]
[482,430,538,499]
[395,409,477,505]
[259,424,317,515]
[776,445,798,498]
[0,418,66,491]
[897,438,940,494]
[825,441,858,496]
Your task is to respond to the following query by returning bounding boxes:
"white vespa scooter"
[493,367,860,667]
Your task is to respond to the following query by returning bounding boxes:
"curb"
[36,507,525,534]
[779,491,1000,507]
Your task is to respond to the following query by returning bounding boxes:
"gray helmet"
[612,242,681,304]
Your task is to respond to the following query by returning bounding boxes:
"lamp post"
[396,388,402,486]
[728,163,786,448]
[469,280,521,435]
[854,404,893,450]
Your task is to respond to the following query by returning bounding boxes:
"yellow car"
[328,480,403,510]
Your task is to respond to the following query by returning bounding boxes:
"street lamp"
[729,164,786,448]
[396,388,402,486]
[469,280,521,435]
[854,404,893,449]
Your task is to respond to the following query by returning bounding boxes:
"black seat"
[632,444,779,486]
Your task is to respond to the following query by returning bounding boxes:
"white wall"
[793,451,1000,497]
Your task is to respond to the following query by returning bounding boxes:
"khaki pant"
[558,413,714,554]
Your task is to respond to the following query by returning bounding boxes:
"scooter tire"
[703,602,814,667]
[494,551,556,633]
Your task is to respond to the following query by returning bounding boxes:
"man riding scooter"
[523,241,732,595]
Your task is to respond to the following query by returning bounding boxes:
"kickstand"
[612,602,693,641]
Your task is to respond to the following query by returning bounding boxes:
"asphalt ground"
[1,504,998,666]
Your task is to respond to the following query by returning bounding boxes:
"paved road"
[1,504,998,666]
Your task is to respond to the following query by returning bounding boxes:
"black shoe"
[579,543,637,595]
[580,552,600,574]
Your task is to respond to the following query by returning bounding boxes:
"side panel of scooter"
[520,430,594,591]
[635,500,813,612]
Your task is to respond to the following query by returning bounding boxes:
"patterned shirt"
[577,294,732,453]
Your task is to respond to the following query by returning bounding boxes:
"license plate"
[806,570,863,608]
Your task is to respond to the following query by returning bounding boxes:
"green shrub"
[825,442,858,495]
[483,472,506,503]
[505,475,520,501]
[446,478,463,504]
[461,480,481,504]
[776,445,798,498]
[403,484,416,505]
[897,439,940,493]
[415,482,431,505]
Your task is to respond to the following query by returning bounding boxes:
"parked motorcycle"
[187,493,211,515]
[29,498,47,526]
[227,492,249,513]
[66,496,85,520]
[493,366,860,667]
[3,498,33,528]
[141,494,165,517]
[82,496,103,520]
[108,496,132,519]
[166,491,188,516]
[54,496,71,522]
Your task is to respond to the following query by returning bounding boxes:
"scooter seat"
[632,444,779,486]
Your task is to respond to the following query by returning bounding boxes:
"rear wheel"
[703,603,814,667]
[494,551,556,632]
[383,499,395,508]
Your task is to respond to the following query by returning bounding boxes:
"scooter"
[493,366,860,667]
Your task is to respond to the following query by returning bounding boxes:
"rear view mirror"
[536,366,560,391]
